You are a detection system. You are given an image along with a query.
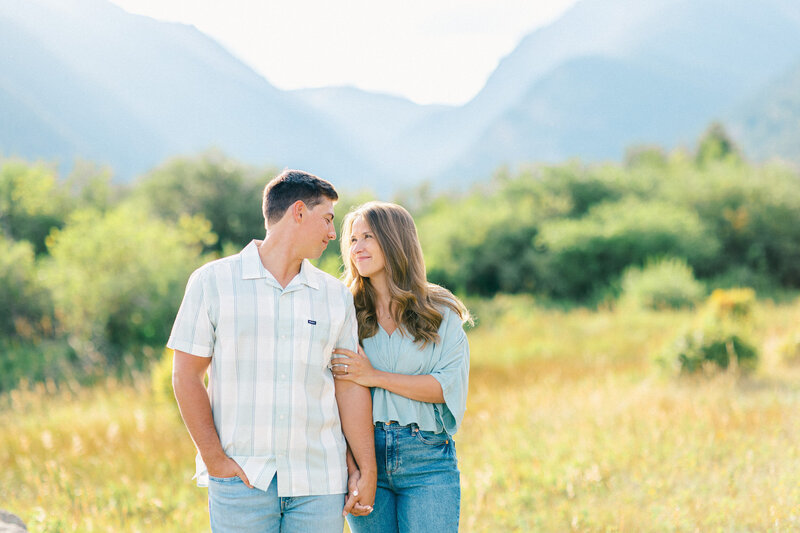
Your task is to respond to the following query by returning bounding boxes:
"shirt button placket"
[275,292,291,485]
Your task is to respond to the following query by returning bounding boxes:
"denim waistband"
[375,421,418,429]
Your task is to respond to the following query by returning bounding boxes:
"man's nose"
[329,227,336,240]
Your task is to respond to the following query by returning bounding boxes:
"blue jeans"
[208,474,345,533]
[347,422,460,533]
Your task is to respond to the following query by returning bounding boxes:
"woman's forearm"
[372,371,444,403]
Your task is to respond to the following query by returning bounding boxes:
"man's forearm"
[335,381,376,474]
[173,370,226,465]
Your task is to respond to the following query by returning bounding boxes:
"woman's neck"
[369,273,392,313]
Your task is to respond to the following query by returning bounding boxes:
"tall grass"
[2,297,800,531]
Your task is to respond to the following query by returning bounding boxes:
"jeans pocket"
[414,429,450,446]
[208,475,241,483]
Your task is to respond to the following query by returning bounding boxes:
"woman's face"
[349,216,386,279]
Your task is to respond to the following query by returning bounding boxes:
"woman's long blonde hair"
[341,201,470,346]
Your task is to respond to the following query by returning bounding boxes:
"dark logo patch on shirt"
[308,320,317,325]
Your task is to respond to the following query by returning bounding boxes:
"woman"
[331,201,470,532]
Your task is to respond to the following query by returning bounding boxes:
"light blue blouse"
[362,306,470,436]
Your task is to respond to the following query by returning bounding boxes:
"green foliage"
[620,257,706,310]
[0,235,53,337]
[663,288,759,374]
[131,151,274,252]
[0,160,68,253]
[0,339,77,392]
[537,198,719,299]
[418,187,544,295]
[695,122,741,167]
[673,332,757,373]
[624,145,668,169]
[42,203,216,366]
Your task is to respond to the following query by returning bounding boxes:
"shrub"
[537,198,719,300]
[42,204,216,367]
[671,331,758,374]
[662,288,759,374]
[619,257,705,310]
[0,236,53,338]
[0,339,77,393]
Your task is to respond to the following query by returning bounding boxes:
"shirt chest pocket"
[299,316,341,368]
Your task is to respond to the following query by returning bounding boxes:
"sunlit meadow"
[2,296,800,532]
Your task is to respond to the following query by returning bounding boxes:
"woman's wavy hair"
[341,201,470,346]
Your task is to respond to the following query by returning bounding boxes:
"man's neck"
[257,234,305,289]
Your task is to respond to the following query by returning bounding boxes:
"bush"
[0,160,69,254]
[131,151,273,253]
[620,257,705,310]
[671,331,758,374]
[0,236,53,338]
[537,198,720,300]
[0,339,77,392]
[662,288,759,374]
[42,204,216,367]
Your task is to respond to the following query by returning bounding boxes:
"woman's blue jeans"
[347,422,460,533]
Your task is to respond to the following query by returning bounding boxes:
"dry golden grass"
[2,297,800,532]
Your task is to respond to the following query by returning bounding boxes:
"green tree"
[0,235,53,337]
[0,160,69,254]
[42,203,216,367]
[536,198,720,300]
[695,122,741,167]
[131,151,275,253]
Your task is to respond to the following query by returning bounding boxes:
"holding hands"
[331,346,379,387]
[342,468,377,517]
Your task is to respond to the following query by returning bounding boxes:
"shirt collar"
[240,240,320,291]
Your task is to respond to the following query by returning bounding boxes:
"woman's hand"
[342,469,376,517]
[331,345,379,388]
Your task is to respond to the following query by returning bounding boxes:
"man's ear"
[291,200,306,223]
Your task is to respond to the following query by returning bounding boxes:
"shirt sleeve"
[430,309,470,435]
[166,268,215,357]
[334,290,359,354]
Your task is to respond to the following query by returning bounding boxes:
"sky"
[107,0,579,105]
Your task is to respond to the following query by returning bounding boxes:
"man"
[169,170,376,532]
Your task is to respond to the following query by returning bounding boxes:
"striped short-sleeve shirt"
[167,240,358,496]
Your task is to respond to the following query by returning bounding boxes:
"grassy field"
[2,296,800,532]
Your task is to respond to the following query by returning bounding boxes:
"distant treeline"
[1,123,799,390]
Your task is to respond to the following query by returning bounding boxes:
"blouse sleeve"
[429,309,470,435]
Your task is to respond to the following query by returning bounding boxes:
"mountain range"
[2,0,800,193]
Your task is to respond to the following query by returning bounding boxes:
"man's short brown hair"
[262,169,338,226]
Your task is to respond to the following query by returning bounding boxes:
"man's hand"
[342,469,377,517]
[205,453,253,488]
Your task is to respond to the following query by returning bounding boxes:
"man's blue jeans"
[347,422,460,533]
[208,473,345,533]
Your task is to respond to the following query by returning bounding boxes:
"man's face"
[301,198,336,259]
